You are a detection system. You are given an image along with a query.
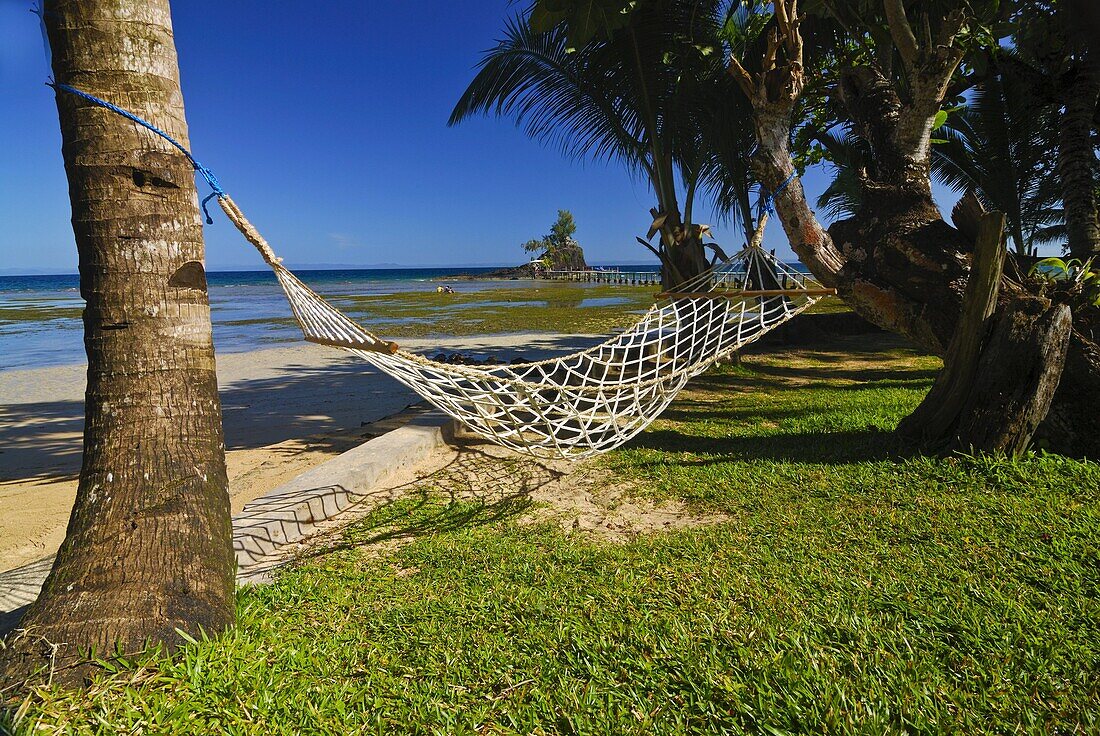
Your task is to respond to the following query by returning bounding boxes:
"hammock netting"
[219,197,828,459]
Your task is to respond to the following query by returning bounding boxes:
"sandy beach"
[0,333,595,573]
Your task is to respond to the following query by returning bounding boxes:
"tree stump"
[896,212,1007,443]
[897,212,1073,455]
[953,300,1072,454]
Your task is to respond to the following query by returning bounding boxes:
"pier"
[538,269,815,291]
[540,269,662,286]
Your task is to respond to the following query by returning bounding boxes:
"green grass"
[5,336,1098,734]
[803,294,851,315]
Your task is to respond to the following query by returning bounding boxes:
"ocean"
[0,266,662,371]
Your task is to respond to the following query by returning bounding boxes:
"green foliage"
[930,55,1063,256]
[530,0,639,47]
[8,336,1099,734]
[548,209,577,246]
[1029,257,1100,308]
[810,127,870,220]
[450,0,762,263]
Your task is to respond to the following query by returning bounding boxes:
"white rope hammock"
[219,196,830,459]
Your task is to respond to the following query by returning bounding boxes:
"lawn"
[4,334,1098,734]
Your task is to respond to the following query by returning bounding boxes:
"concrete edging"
[0,411,454,634]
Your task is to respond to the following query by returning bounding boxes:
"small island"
[440,209,587,280]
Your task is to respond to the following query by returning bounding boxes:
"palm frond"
[930,50,1064,254]
[449,16,649,170]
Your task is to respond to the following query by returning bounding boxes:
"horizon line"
[0,261,670,277]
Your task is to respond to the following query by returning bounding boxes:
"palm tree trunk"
[1,0,234,687]
[1057,62,1100,259]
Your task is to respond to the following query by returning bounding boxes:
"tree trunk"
[1035,328,1100,456]
[896,212,1007,444]
[656,207,709,289]
[896,212,1072,454]
[953,300,1072,454]
[729,1,1100,458]
[1057,62,1100,260]
[664,233,709,289]
[1,0,234,688]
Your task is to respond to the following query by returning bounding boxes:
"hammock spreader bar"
[657,288,838,300]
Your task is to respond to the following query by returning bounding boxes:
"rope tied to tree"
[757,170,797,221]
[49,82,227,225]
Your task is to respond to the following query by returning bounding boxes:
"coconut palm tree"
[1010,0,1099,258]
[450,0,759,287]
[2,0,234,687]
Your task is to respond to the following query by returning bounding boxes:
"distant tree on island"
[523,210,587,271]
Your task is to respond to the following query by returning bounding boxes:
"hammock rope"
[53,84,832,459]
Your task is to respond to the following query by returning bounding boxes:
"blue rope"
[757,170,797,219]
[49,82,225,224]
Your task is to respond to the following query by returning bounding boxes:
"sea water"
[0,267,665,371]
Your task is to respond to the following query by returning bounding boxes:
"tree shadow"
[747,362,939,386]
[626,427,909,465]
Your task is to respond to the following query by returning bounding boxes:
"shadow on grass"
[291,447,562,563]
[624,333,936,466]
[625,427,908,465]
[686,364,937,395]
[748,362,939,386]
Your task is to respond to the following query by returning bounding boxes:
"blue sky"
[0,1,963,273]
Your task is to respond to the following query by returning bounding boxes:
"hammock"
[54,84,833,460]
[218,197,829,459]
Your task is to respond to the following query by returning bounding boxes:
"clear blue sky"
[0,0,964,273]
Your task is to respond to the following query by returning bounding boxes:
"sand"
[0,333,597,573]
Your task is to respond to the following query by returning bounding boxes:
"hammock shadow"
[286,447,563,564]
[0,335,602,482]
[0,358,412,482]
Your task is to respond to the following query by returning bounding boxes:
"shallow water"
[0,267,662,371]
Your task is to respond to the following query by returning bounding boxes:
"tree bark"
[953,300,1072,454]
[895,211,1072,455]
[1,0,234,688]
[664,230,709,289]
[896,212,1007,445]
[652,207,710,289]
[727,3,846,287]
[1057,62,1100,260]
